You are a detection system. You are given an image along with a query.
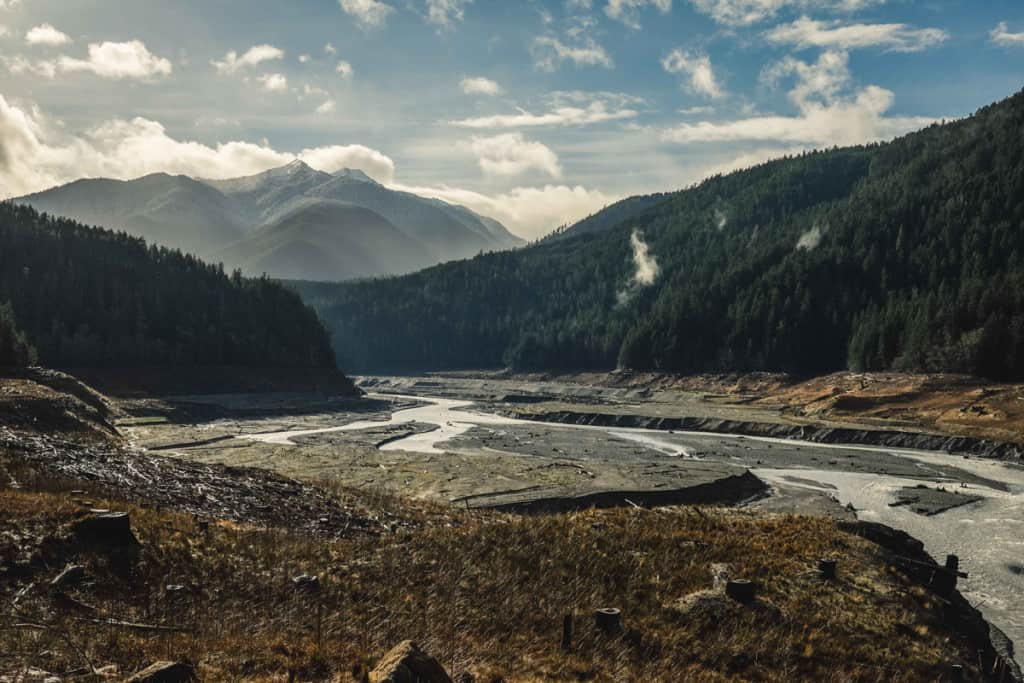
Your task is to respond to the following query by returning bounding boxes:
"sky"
[0,0,1021,239]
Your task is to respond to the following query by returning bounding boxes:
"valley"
[115,373,1024,663]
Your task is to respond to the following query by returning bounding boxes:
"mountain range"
[294,88,1024,381]
[15,161,524,282]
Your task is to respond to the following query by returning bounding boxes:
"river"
[242,390,1024,655]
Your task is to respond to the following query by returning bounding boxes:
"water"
[242,391,1024,653]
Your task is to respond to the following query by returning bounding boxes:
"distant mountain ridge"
[16,161,524,282]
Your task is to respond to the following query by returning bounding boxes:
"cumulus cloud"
[468,133,562,178]
[340,0,394,29]
[766,16,948,52]
[336,60,354,78]
[662,49,725,99]
[259,73,288,92]
[605,0,672,29]
[212,44,284,74]
[392,182,615,240]
[663,50,936,147]
[0,95,396,197]
[25,24,71,46]
[532,35,613,71]
[316,99,337,114]
[425,0,471,29]
[991,22,1024,48]
[690,0,883,26]
[460,76,502,96]
[57,41,172,80]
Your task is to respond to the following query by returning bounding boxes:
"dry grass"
[0,482,981,682]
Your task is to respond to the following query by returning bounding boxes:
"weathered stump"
[561,613,574,650]
[726,579,756,604]
[818,558,838,580]
[595,607,622,635]
[72,511,139,548]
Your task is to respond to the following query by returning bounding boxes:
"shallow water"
[243,390,1024,654]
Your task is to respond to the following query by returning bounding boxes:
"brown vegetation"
[1,477,984,682]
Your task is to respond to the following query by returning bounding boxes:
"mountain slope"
[17,173,249,257]
[16,162,524,282]
[294,88,1024,380]
[214,199,435,281]
[0,202,348,381]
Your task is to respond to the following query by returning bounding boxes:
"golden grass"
[0,485,980,682]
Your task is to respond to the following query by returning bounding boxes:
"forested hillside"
[0,302,35,367]
[0,203,339,371]
[295,88,1024,380]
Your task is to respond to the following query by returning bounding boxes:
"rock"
[369,641,452,683]
[291,574,320,592]
[71,511,140,548]
[50,563,87,589]
[123,661,196,683]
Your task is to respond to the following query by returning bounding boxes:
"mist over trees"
[0,203,337,370]
[296,88,1024,381]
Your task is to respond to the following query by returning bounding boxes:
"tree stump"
[595,608,621,635]
[818,558,838,580]
[726,579,756,604]
[72,511,139,548]
[561,613,574,650]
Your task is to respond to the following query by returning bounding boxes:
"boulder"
[369,641,452,683]
[123,661,195,683]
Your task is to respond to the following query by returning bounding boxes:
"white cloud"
[991,22,1024,48]
[663,50,936,147]
[340,0,394,29]
[316,99,337,114]
[298,54,311,64]
[468,133,562,178]
[336,60,354,78]
[3,54,58,78]
[259,73,288,92]
[690,0,884,26]
[460,76,502,96]
[0,95,395,197]
[662,49,724,99]
[532,35,613,71]
[766,16,948,52]
[392,182,615,239]
[25,24,70,46]
[0,25,7,37]
[324,42,338,55]
[57,41,172,80]
[0,0,22,7]
[449,98,638,128]
[212,44,284,74]
[302,84,328,98]
[605,0,672,29]
[425,0,471,29]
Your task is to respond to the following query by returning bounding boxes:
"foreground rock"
[123,661,195,683]
[369,641,452,683]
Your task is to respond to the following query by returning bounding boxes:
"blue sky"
[0,0,1022,237]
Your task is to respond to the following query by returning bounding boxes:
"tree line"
[294,88,1024,381]
[0,203,338,371]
